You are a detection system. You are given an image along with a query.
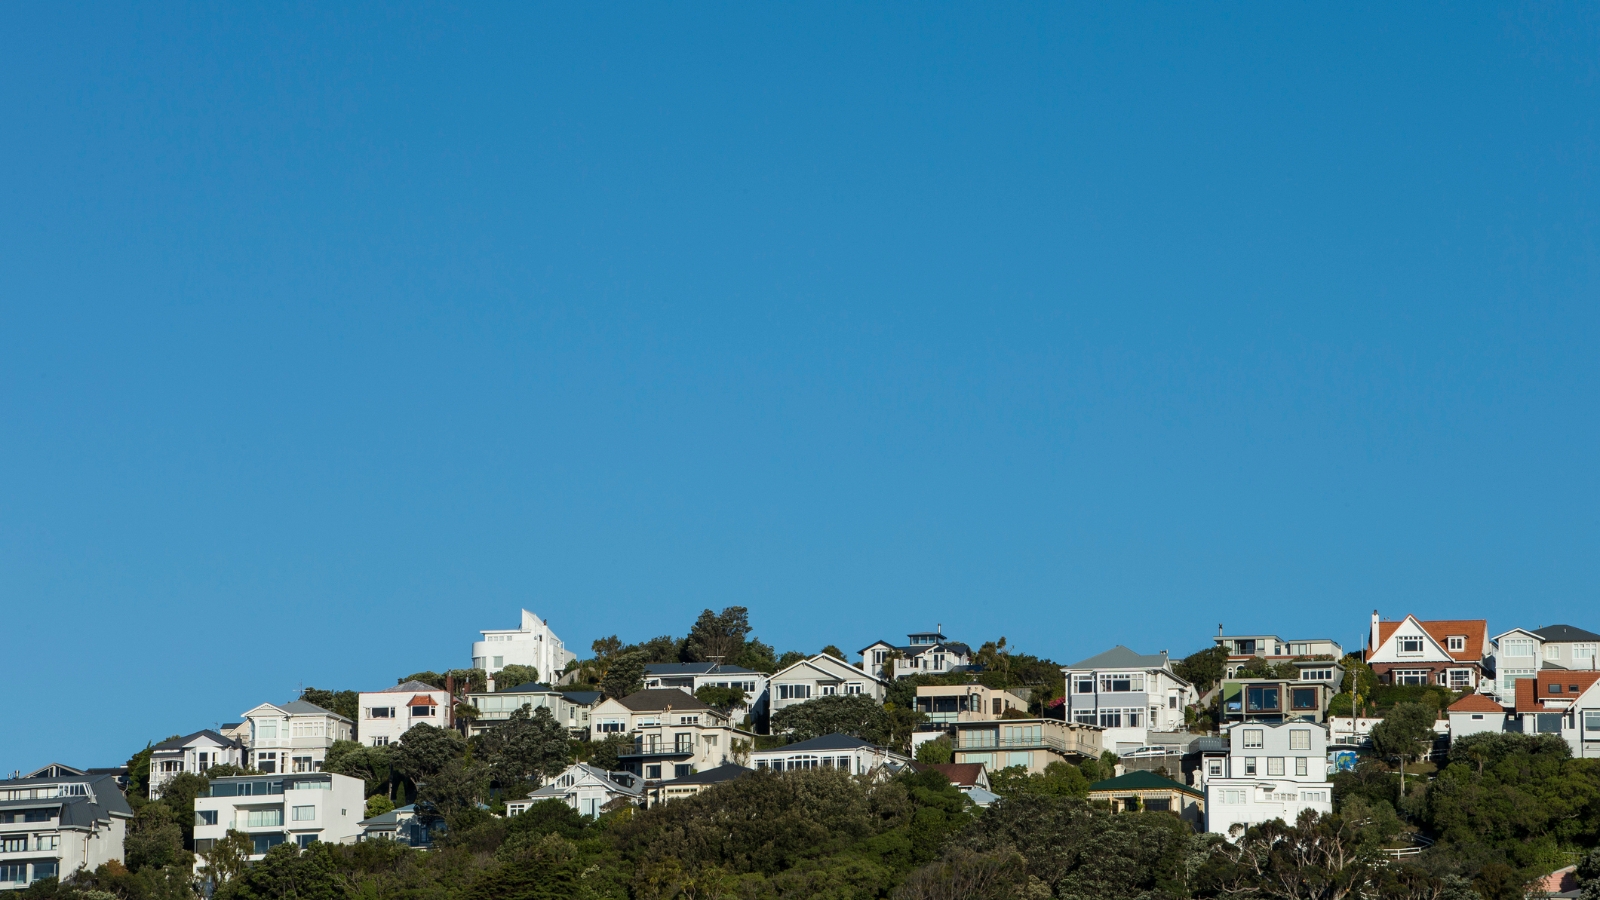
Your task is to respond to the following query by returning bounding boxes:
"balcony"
[619,739,693,759]
[956,732,1098,757]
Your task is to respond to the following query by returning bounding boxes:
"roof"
[407,695,438,707]
[660,764,753,786]
[1371,618,1488,662]
[562,691,604,706]
[272,700,350,720]
[1065,645,1171,671]
[360,804,415,827]
[643,663,760,676]
[1448,693,1506,714]
[614,689,713,712]
[379,680,445,693]
[918,763,985,788]
[1087,770,1204,799]
[855,639,971,659]
[767,733,876,753]
[1517,671,1600,714]
[1532,624,1600,643]
[22,764,86,778]
[151,730,241,752]
[529,764,643,797]
[499,682,556,694]
[0,775,133,827]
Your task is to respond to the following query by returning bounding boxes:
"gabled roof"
[529,764,643,797]
[768,733,876,753]
[1532,624,1600,643]
[250,700,350,721]
[773,653,889,685]
[0,775,132,826]
[407,695,438,707]
[1448,693,1506,714]
[1516,671,1600,714]
[1087,770,1203,798]
[644,663,761,676]
[661,763,753,786]
[562,691,604,706]
[614,689,713,712]
[1065,645,1171,671]
[915,762,986,788]
[377,680,446,693]
[151,730,242,752]
[1371,617,1487,663]
[22,763,86,778]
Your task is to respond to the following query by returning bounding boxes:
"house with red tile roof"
[1363,611,1489,690]
[1510,670,1600,758]
[1445,693,1507,739]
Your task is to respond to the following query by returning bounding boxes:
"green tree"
[364,794,395,819]
[390,722,466,783]
[323,740,391,796]
[299,687,358,722]
[477,705,572,795]
[1198,809,1386,900]
[399,671,447,689]
[819,644,846,661]
[1173,645,1228,694]
[584,734,634,772]
[417,758,490,827]
[693,684,747,712]
[683,606,752,663]
[731,638,779,673]
[495,664,542,689]
[215,842,343,900]
[987,761,1089,798]
[197,829,254,889]
[892,848,1030,900]
[776,650,808,670]
[1370,702,1436,769]
[771,694,893,744]
[601,651,647,699]
[915,737,953,765]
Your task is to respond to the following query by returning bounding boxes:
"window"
[292,756,315,773]
[1584,711,1600,733]
[1450,670,1471,688]
[1074,677,1094,694]
[291,721,325,738]
[1448,636,1466,652]
[1074,710,1096,725]
[1169,696,1178,709]
[368,707,394,719]
[873,650,885,664]
[778,684,811,701]
[1242,729,1264,749]
[196,810,218,826]
[371,736,389,747]
[1208,760,1223,776]
[1398,637,1424,656]
[821,684,837,696]
[159,760,182,773]
[1244,757,1257,775]
[297,835,318,849]
[0,836,25,853]
[1220,790,1245,805]
[1246,686,1280,712]
[1236,640,1257,655]
[24,810,49,823]
[1547,644,1561,660]
[1501,638,1535,657]
[645,765,662,779]
[1007,751,1032,768]
[1267,757,1285,776]
[411,705,435,717]
[257,722,277,739]
[1392,669,1430,686]
[678,715,700,725]
[1099,710,1122,728]
[1301,790,1328,802]
[32,862,57,881]
[1099,674,1145,692]
[1536,713,1564,734]
[597,720,626,734]
[1290,729,1311,750]
[674,765,691,778]
[1291,688,1318,711]
[292,806,315,821]
[934,654,945,669]
[1296,757,1309,777]
[492,656,504,668]
[1550,684,1564,694]
[1575,644,1597,661]
[1301,669,1334,681]
[675,734,694,753]
[252,834,284,854]
[703,734,718,748]
[845,683,864,695]
[244,809,284,827]
[0,865,25,884]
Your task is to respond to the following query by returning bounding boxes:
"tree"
[694,684,747,712]
[477,705,571,794]
[417,758,490,826]
[1173,645,1229,694]
[389,722,466,783]
[819,644,846,661]
[771,695,893,745]
[364,794,395,819]
[601,651,647,699]
[495,664,541,689]
[987,761,1089,798]
[879,650,903,682]
[1370,701,1436,793]
[683,606,752,663]
[585,734,634,772]
[299,687,358,722]
[399,671,447,689]
[215,842,342,900]
[776,650,808,670]
[1197,808,1386,900]
[915,737,953,765]
[892,848,1030,900]
[731,638,779,673]
[197,829,253,889]
[323,740,391,796]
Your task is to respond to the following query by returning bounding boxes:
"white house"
[750,734,911,777]
[193,772,365,861]
[1492,625,1600,702]
[1512,670,1600,757]
[587,690,756,782]
[859,629,973,680]
[643,663,770,719]
[510,764,642,818]
[241,701,354,774]
[0,773,132,890]
[1213,630,1344,679]
[1363,612,1488,690]
[1446,693,1507,740]
[359,682,453,748]
[147,731,247,798]
[769,654,888,716]
[1531,625,1600,672]
[1061,646,1194,752]
[465,684,603,738]
[471,609,577,681]
[1204,723,1334,837]
[356,804,439,849]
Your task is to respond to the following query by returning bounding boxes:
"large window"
[368,707,394,719]
[256,722,278,740]
[292,806,316,821]
[778,684,811,701]
[1267,757,1285,776]
[1246,686,1280,712]
[1449,670,1471,688]
[1291,688,1318,711]
[0,865,26,884]
[251,834,284,854]
[243,809,284,828]
[1536,713,1564,734]
[1074,711,1096,725]
[411,705,435,718]
[1398,637,1424,656]
[1584,711,1600,733]
[0,836,25,853]
[1392,670,1430,686]
[1546,645,1561,660]
[1289,729,1311,751]
[1242,729,1264,749]
[291,722,325,738]
[1099,674,1145,693]
[1074,677,1094,694]
[196,810,218,826]
[1575,644,1597,662]
[1501,639,1535,657]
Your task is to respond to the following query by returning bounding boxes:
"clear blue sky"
[2,4,1597,770]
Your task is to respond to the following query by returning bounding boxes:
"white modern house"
[769,654,888,716]
[643,663,769,719]
[465,683,603,738]
[1204,722,1334,837]
[358,682,453,747]
[859,629,974,680]
[750,734,911,777]
[1061,646,1195,752]
[1212,629,1343,679]
[509,764,642,818]
[193,772,365,860]
[471,609,577,681]
[587,689,756,782]
[0,773,132,890]
[240,701,354,774]
[147,730,247,798]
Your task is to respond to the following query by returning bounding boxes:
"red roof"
[407,695,438,706]
[1369,617,1487,662]
[921,763,986,787]
[1516,671,1600,714]
[1448,693,1504,714]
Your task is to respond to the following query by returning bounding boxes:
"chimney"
[1370,611,1382,653]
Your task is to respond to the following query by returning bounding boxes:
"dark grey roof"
[0,775,131,829]
[644,663,760,676]
[663,764,753,786]
[771,733,876,753]
[1533,624,1600,643]
[152,730,242,752]
[1064,645,1170,670]
[499,682,556,693]
[615,689,713,712]
[275,700,350,720]
[1187,736,1227,754]
[380,680,445,693]
[359,804,414,827]
[22,763,86,778]
[856,639,971,659]
[561,691,603,706]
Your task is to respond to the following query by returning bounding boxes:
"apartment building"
[1204,723,1333,837]
[470,609,577,680]
[0,773,131,891]
[193,773,365,860]
[240,701,353,774]
[1061,646,1195,752]
[358,681,453,748]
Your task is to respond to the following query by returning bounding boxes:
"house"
[913,683,1028,724]
[1204,723,1333,837]
[769,654,888,716]
[358,682,453,748]
[1087,771,1205,827]
[859,629,974,680]
[1217,678,1336,725]
[1212,629,1344,679]
[240,701,354,774]
[147,731,247,798]
[1447,693,1508,739]
[950,718,1102,775]
[1490,628,1544,700]
[465,683,602,738]
[1061,646,1195,752]
[512,764,641,817]
[643,764,752,808]
[1513,671,1600,756]
[1531,625,1600,672]
[1362,612,1489,689]
[587,690,755,782]
[750,734,910,777]
[642,663,770,719]
[0,772,132,890]
[909,762,1000,807]
[471,608,577,681]
[193,772,365,860]
[357,805,441,849]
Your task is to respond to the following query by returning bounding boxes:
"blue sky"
[2,4,1597,770]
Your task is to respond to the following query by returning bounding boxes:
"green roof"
[1086,770,1204,798]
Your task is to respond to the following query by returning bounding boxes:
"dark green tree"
[1370,702,1436,771]
[399,671,447,689]
[215,842,343,900]
[915,737,953,765]
[585,734,634,772]
[477,705,572,795]
[683,606,751,663]
[693,684,747,712]
[1173,645,1229,693]
[771,694,893,745]
[323,740,391,796]
[495,664,542,689]
[389,722,466,783]
[299,687,358,722]
[819,644,846,661]
[601,651,647,699]
[417,758,490,827]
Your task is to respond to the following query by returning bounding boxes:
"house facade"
[358,681,453,747]
[1447,693,1508,739]
[1218,678,1336,725]
[1491,628,1544,700]
[1212,630,1344,679]
[1513,671,1600,757]
[1204,723,1334,837]
[241,701,354,774]
[1087,771,1205,827]
[750,734,910,777]
[642,663,769,719]
[512,764,642,817]
[1532,625,1600,672]
[913,684,1028,725]
[465,683,602,738]
[147,731,247,799]
[588,690,755,782]
[769,654,888,716]
[644,764,752,807]
[859,630,973,680]
[1363,612,1488,689]
[0,773,131,890]
[194,772,365,860]
[470,609,577,681]
[950,718,1103,775]
[1061,646,1194,752]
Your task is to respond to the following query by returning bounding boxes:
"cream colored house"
[914,683,1028,724]
[588,689,755,782]
[950,718,1102,775]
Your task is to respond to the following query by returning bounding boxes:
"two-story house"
[950,718,1103,774]
[642,663,770,720]
[147,731,247,798]
[1061,646,1194,752]
[1492,625,1600,701]
[1513,671,1600,756]
[587,690,755,782]
[1363,612,1488,689]
[470,608,577,681]
[751,734,911,777]
[859,629,973,680]
[240,701,354,774]
[1204,722,1333,837]
[1218,677,1337,725]
[512,764,642,818]
[465,683,603,738]
[913,683,1028,725]
[358,681,453,748]
[0,773,131,890]
[194,772,365,860]
[769,654,888,716]
[1213,630,1344,679]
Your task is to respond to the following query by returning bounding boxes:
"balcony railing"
[957,733,1099,756]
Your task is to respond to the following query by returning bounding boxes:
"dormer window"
[1398,637,1424,656]
[1549,684,1563,694]
[1447,636,1466,653]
